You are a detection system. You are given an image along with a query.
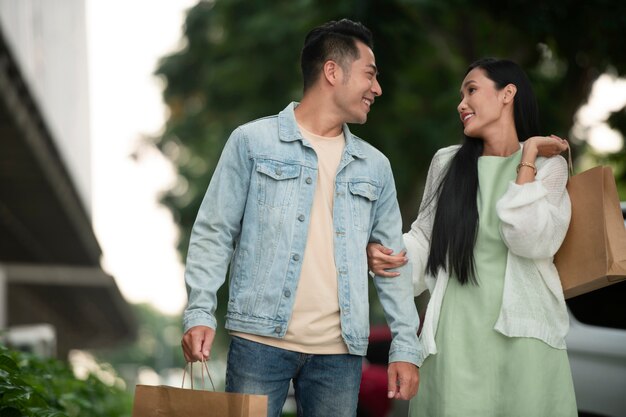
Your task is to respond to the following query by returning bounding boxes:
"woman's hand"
[517,135,568,184]
[367,243,408,277]
[524,134,569,159]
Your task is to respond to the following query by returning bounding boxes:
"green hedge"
[0,345,132,417]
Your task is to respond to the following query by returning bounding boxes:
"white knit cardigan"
[405,145,571,366]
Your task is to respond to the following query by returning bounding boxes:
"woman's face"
[457,67,507,138]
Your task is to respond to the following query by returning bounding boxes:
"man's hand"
[387,361,420,400]
[181,325,216,362]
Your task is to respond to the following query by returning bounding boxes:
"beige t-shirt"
[233,124,348,354]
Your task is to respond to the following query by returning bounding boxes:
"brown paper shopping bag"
[131,385,268,417]
[132,362,268,417]
[554,163,626,299]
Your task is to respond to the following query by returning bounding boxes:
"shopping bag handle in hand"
[181,359,215,391]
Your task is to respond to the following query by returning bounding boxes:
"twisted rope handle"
[566,142,574,177]
[181,360,216,391]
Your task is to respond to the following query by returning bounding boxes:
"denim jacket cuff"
[183,311,217,334]
[389,345,426,367]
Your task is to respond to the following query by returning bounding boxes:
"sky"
[83,1,625,316]
[86,0,197,315]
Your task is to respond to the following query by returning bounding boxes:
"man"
[181,18,424,417]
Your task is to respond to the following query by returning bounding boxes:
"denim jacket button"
[297,214,305,222]
[274,326,282,334]
[284,289,291,297]
[292,254,300,261]
[275,167,282,176]
[305,177,312,184]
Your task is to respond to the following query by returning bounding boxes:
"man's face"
[334,41,382,124]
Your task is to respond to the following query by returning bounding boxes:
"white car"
[565,203,626,417]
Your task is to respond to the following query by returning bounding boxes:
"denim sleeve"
[183,128,252,333]
[370,162,425,366]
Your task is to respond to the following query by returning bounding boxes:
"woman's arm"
[368,147,456,294]
[515,135,568,185]
[497,137,571,259]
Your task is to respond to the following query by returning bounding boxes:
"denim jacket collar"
[278,102,367,160]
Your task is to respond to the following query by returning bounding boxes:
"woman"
[368,58,577,416]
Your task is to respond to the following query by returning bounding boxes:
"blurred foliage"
[153,0,626,323]
[607,109,626,196]
[90,303,230,386]
[0,344,132,417]
[155,0,626,257]
[91,303,185,376]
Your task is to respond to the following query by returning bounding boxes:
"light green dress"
[410,150,577,417]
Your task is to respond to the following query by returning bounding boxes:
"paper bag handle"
[181,359,215,391]
[565,142,574,177]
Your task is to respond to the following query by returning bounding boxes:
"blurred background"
[0,1,625,416]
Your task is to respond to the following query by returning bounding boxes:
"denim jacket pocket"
[228,248,247,304]
[348,180,380,231]
[255,159,301,207]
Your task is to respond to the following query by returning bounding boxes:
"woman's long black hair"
[425,58,541,284]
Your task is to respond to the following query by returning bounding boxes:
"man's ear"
[503,83,517,104]
[323,60,341,86]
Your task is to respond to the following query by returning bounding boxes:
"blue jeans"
[225,336,362,417]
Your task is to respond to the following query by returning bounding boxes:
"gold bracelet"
[517,161,537,175]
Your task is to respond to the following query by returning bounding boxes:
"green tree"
[154,0,626,323]
[156,0,626,255]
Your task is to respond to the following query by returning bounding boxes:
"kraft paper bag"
[554,165,626,299]
[132,384,268,417]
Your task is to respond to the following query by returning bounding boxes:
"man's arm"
[370,161,425,399]
[181,127,252,361]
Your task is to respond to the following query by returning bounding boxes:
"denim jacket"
[184,102,424,365]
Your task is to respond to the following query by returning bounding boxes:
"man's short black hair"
[300,19,373,92]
